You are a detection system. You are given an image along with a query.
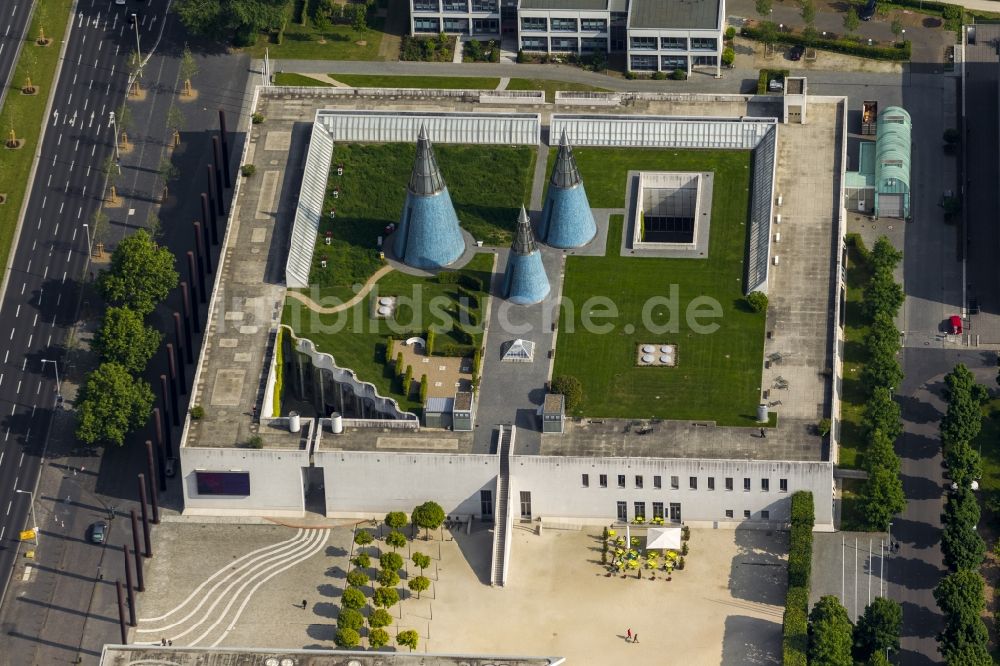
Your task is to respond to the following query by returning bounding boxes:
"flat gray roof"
[101,646,564,666]
[537,418,825,462]
[520,0,609,9]
[628,0,720,30]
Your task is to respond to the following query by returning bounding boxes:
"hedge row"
[782,585,809,666]
[783,491,814,665]
[741,26,911,61]
[790,490,815,528]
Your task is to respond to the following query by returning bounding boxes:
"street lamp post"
[108,112,121,171]
[41,359,60,402]
[82,223,92,259]
[15,489,38,546]
[131,14,142,68]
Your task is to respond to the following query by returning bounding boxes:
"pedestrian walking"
[302,599,308,610]
[633,634,639,644]
[760,428,766,439]
[626,628,632,641]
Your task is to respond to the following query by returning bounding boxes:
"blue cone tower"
[393,126,466,270]
[539,130,596,249]
[502,206,550,305]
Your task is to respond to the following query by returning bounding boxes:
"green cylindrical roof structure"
[874,106,911,219]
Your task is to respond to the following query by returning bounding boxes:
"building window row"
[630,36,657,50]
[724,509,771,520]
[443,0,469,12]
[521,36,548,51]
[415,17,440,32]
[443,18,469,33]
[550,18,578,32]
[472,0,498,10]
[691,37,718,50]
[551,37,577,52]
[472,18,498,33]
[581,18,607,33]
[618,501,683,522]
[521,16,547,31]
[585,473,788,492]
[414,0,440,11]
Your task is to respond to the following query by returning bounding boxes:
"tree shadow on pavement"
[896,393,944,425]
[901,599,944,639]
[891,516,944,550]
[720,615,782,665]
[317,583,342,598]
[312,601,339,619]
[896,432,941,461]
[305,623,336,642]
[899,473,946,501]
[887,554,944,591]
[727,528,789,606]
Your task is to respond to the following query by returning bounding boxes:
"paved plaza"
[133,522,785,664]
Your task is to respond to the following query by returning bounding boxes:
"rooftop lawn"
[544,146,752,210]
[310,143,535,291]
[506,77,611,103]
[246,18,386,60]
[838,239,874,469]
[553,149,766,424]
[330,73,501,89]
[284,253,494,413]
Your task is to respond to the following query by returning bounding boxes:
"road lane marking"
[15,381,20,394]
[26,334,32,347]
[14,305,19,318]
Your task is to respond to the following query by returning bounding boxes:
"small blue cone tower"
[393,126,466,270]
[539,130,596,249]
[502,206,550,305]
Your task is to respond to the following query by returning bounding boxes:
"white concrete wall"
[508,455,834,530]
[316,450,498,519]
[181,445,833,531]
[181,446,309,517]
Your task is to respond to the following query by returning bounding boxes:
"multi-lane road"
[0,0,171,607]
[0,2,35,112]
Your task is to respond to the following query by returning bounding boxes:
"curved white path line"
[140,528,305,624]
[197,529,330,647]
[137,529,309,631]
[142,530,321,637]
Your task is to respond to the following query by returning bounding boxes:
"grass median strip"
[0,0,74,275]
[273,72,333,87]
[329,74,501,90]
